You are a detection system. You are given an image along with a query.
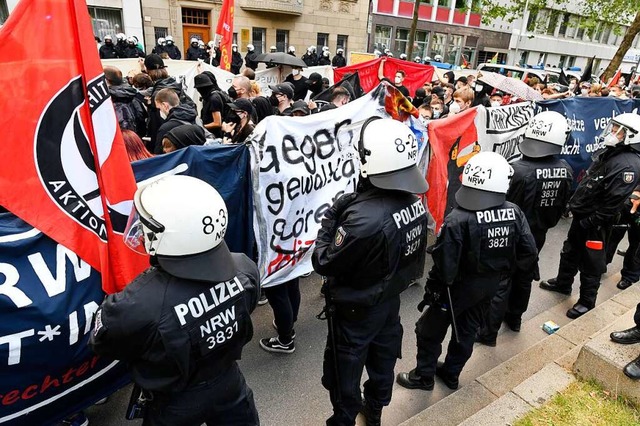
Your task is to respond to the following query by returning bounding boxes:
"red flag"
[0,0,148,293]
[462,55,470,69]
[216,0,234,71]
[607,69,622,88]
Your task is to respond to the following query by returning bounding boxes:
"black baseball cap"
[290,100,310,115]
[269,83,294,99]
[144,54,166,70]
[227,98,254,114]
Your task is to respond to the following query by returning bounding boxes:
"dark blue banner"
[132,144,255,258]
[539,98,640,185]
[0,215,129,425]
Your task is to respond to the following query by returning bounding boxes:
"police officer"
[319,50,331,66]
[124,36,145,58]
[477,111,573,345]
[332,48,347,68]
[397,152,537,391]
[114,32,127,58]
[186,38,204,61]
[266,46,278,68]
[231,44,243,74]
[312,118,428,426]
[89,175,260,426]
[99,35,118,59]
[245,44,258,70]
[152,37,166,55]
[540,113,640,318]
[164,35,181,60]
[303,46,319,67]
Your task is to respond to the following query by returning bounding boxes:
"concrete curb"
[399,286,638,426]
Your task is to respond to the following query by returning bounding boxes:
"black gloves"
[417,277,445,312]
[321,193,357,231]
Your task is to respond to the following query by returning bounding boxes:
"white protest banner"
[249,84,419,287]
[476,102,535,161]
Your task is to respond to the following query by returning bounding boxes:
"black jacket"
[313,188,428,306]
[90,253,259,392]
[148,77,196,152]
[570,146,640,228]
[302,53,318,67]
[155,104,198,154]
[123,45,145,58]
[187,46,206,61]
[427,202,537,312]
[231,52,243,74]
[109,84,148,138]
[318,56,331,66]
[245,51,258,70]
[99,44,118,59]
[164,44,181,60]
[507,156,573,232]
[332,54,347,68]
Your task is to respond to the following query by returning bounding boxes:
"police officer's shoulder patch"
[334,226,347,247]
[624,172,635,184]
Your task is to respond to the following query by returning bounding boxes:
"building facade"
[3,0,145,47]
[369,0,511,67]
[140,0,369,60]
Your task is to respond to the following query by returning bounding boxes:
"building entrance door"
[183,26,209,53]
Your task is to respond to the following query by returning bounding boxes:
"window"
[593,58,602,74]
[600,24,612,44]
[276,29,289,53]
[337,34,348,52]
[558,55,566,68]
[431,33,447,59]
[252,27,266,54]
[0,0,8,25]
[455,0,466,9]
[567,56,576,68]
[88,7,123,42]
[565,15,578,38]
[395,28,410,57]
[546,10,560,35]
[317,32,329,53]
[470,0,481,13]
[558,13,570,37]
[439,0,451,7]
[374,25,392,52]
[576,20,585,39]
[415,31,430,59]
[463,45,477,67]
[526,10,538,32]
[593,22,604,42]
[537,52,546,66]
[154,27,168,41]
[181,8,209,26]
[519,50,529,66]
[447,34,463,65]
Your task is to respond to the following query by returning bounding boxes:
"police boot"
[539,278,572,295]
[436,362,459,390]
[360,401,382,426]
[396,369,434,391]
[504,314,522,332]
[617,279,634,290]
[611,326,640,344]
[566,303,591,319]
[624,355,640,380]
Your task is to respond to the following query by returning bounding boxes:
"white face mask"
[490,101,501,108]
[433,110,441,119]
[569,83,576,90]
[292,69,300,76]
[474,83,483,92]
[581,88,589,95]
[603,133,620,147]
[449,102,461,114]
[394,76,402,84]
[159,110,168,120]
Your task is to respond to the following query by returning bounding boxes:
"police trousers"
[143,362,259,426]
[482,226,547,340]
[323,296,403,426]
[606,210,640,283]
[556,217,609,308]
[415,299,489,379]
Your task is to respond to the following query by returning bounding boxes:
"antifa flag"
[312,72,364,105]
[0,0,148,294]
[215,0,234,71]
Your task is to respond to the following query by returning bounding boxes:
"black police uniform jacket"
[89,253,259,393]
[430,202,537,312]
[507,156,573,232]
[570,146,640,228]
[312,188,428,306]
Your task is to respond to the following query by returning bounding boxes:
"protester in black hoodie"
[103,66,147,137]
[154,88,198,154]
[161,124,206,153]
[194,73,227,138]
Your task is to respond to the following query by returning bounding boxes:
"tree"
[407,0,422,60]
[480,0,640,82]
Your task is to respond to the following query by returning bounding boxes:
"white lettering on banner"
[476,208,516,224]
[567,115,585,132]
[0,263,31,308]
[561,142,580,155]
[0,329,35,365]
[173,277,244,326]
[393,200,427,228]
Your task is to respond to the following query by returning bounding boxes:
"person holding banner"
[477,111,573,345]
[540,113,640,318]
[312,118,428,426]
[397,152,537,392]
[90,175,260,426]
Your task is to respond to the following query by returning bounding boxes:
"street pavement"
[85,217,628,426]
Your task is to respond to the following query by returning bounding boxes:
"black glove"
[321,193,357,230]
[418,277,445,312]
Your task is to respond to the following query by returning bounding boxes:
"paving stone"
[555,299,629,346]
[458,392,532,426]
[512,363,575,407]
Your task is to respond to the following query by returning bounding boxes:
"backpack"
[114,101,138,133]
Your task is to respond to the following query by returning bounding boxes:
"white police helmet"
[127,36,135,43]
[232,43,238,48]
[414,56,421,62]
[208,41,215,48]
[323,51,330,57]
[434,54,443,62]
[337,48,344,54]
[359,117,428,194]
[455,152,513,211]
[600,113,640,150]
[124,175,236,282]
[157,37,165,45]
[270,45,277,51]
[400,53,407,60]
[166,35,174,42]
[191,37,199,44]
[247,44,255,51]
[116,33,126,41]
[104,35,113,41]
[288,45,296,53]
[520,111,569,157]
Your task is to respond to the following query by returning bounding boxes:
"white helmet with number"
[456,152,513,211]
[358,117,428,194]
[520,111,569,158]
[124,175,235,282]
[600,113,640,150]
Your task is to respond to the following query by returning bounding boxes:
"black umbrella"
[255,52,307,68]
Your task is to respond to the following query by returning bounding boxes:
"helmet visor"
[600,121,626,146]
[123,206,165,255]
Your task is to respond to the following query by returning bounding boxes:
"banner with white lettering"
[539,98,640,185]
[250,83,426,287]
[0,215,128,425]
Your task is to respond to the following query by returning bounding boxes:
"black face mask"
[227,86,238,100]
[167,41,173,45]
[269,94,279,107]
[105,41,112,45]
[197,87,210,98]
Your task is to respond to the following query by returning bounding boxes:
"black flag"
[312,72,364,104]
[558,68,570,86]
[580,56,595,83]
